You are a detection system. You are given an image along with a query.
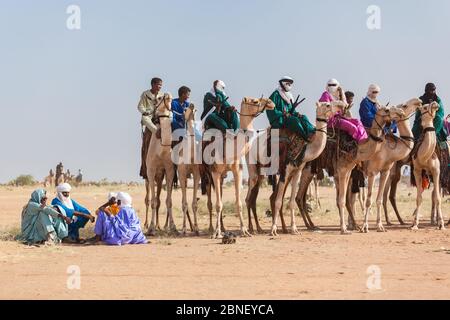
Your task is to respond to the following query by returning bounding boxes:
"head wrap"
[210,80,226,97]
[56,183,74,209]
[277,76,295,104]
[30,189,46,204]
[108,192,118,201]
[117,192,132,208]
[421,83,438,104]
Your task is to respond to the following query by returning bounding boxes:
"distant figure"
[55,162,64,187]
[75,169,83,185]
[43,169,55,187]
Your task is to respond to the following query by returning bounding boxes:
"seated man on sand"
[18,189,72,245]
[51,183,95,244]
[88,192,147,246]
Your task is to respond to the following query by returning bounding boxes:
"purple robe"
[94,207,147,246]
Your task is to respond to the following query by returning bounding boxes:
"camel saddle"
[266,128,308,182]
[311,128,359,179]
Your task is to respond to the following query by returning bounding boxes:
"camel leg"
[212,171,223,239]
[412,168,424,230]
[431,166,445,230]
[382,176,392,226]
[156,173,163,231]
[206,180,214,235]
[337,168,352,235]
[233,166,250,237]
[146,169,157,236]
[346,178,358,231]
[361,174,375,233]
[144,179,150,229]
[389,164,405,225]
[271,169,292,236]
[245,171,258,234]
[289,169,301,235]
[192,170,200,236]
[314,176,321,209]
[252,177,264,233]
[295,170,314,230]
[165,168,177,234]
[220,181,226,233]
[180,170,188,236]
[375,171,390,232]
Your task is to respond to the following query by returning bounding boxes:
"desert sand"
[0,183,449,300]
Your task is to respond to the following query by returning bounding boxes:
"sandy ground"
[0,183,449,300]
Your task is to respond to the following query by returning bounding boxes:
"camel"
[144,93,177,236]
[411,102,445,230]
[360,98,421,233]
[43,170,54,187]
[295,106,391,234]
[269,101,343,236]
[206,97,275,239]
[175,103,201,235]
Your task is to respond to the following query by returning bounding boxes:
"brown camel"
[269,101,342,236]
[360,98,421,232]
[411,102,445,230]
[205,97,275,238]
[144,93,176,236]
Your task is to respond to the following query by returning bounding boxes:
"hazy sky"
[1,0,449,183]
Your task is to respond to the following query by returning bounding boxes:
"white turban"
[108,192,118,201]
[56,183,71,193]
[56,183,74,210]
[210,80,226,97]
[117,192,132,208]
[367,84,381,95]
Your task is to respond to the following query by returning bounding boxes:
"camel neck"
[303,117,328,163]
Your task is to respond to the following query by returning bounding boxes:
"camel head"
[240,96,276,116]
[155,93,173,117]
[184,103,197,122]
[398,98,422,118]
[375,105,391,122]
[418,101,439,123]
[388,105,406,122]
[315,101,340,119]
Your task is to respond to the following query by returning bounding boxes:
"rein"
[235,100,269,118]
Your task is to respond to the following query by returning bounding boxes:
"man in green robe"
[266,76,315,141]
[18,189,71,245]
[412,83,447,141]
[201,80,239,133]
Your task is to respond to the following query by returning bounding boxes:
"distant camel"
[43,170,54,187]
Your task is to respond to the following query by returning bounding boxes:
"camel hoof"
[411,225,419,231]
[241,228,252,237]
[146,229,156,237]
[256,228,264,234]
[340,230,352,235]
[437,224,446,231]
[214,230,223,239]
[291,227,301,235]
[270,226,278,237]
[377,226,387,233]
[360,224,369,233]
[386,221,393,226]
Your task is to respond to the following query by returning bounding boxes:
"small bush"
[9,175,36,187]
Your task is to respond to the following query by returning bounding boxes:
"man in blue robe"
[51,183,95,243]
[360,84,397,133]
